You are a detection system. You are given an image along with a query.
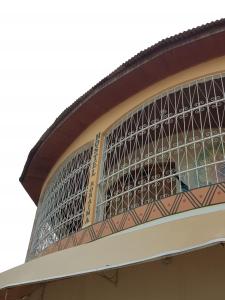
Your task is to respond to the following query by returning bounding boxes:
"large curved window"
[27,143,93,259]
[96,74,225,221]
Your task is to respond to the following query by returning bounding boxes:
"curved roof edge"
[20,18,225,204]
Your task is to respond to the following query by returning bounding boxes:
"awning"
[1,205,225,299]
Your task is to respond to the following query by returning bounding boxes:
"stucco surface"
[1,206,225,291]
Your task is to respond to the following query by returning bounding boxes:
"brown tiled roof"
[20,18,225,204]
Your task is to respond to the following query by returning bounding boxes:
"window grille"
[26,143,93,260]
[96,74,225,221]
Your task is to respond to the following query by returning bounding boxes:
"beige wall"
[41,55,225,197]
[29,244,225,300]
[1,207,225,293]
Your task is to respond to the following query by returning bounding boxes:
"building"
[1,19,225,299]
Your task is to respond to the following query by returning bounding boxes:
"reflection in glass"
[97,74,225,221]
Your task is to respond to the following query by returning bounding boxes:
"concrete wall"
[30,244,225,300]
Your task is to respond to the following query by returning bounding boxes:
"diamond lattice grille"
[26,143,93,260]
[96,74,225,221]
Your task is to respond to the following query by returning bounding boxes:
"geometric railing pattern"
[26,143,93,260]
[40,182,225,258]
[26,73,225,261]
[96,74,225,221]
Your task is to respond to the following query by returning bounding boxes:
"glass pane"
[97,73,225,222]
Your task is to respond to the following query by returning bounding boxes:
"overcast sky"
[0,1,224,273]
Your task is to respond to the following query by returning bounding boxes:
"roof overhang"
[20,19,225,204]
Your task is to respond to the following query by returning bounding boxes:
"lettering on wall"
[83,132,101,224]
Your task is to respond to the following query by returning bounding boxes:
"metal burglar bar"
[26,143,93,260]
[96,74,225,221]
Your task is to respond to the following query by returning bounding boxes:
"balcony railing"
[26,143,93,260]
[26,73,225,260]
[96,74,225,221]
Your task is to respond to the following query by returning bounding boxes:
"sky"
[0,0,224,273]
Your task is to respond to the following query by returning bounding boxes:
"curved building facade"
[1,19,225,300]
[27,73,225,261]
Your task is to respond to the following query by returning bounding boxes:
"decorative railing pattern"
[26,143,93,260]
[40,182,225,258]
[27,73,225,260]
[96,74,225,221]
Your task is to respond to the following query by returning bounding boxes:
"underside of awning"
[1,206,225,300]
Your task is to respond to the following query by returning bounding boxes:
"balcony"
[27,73,225,260]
